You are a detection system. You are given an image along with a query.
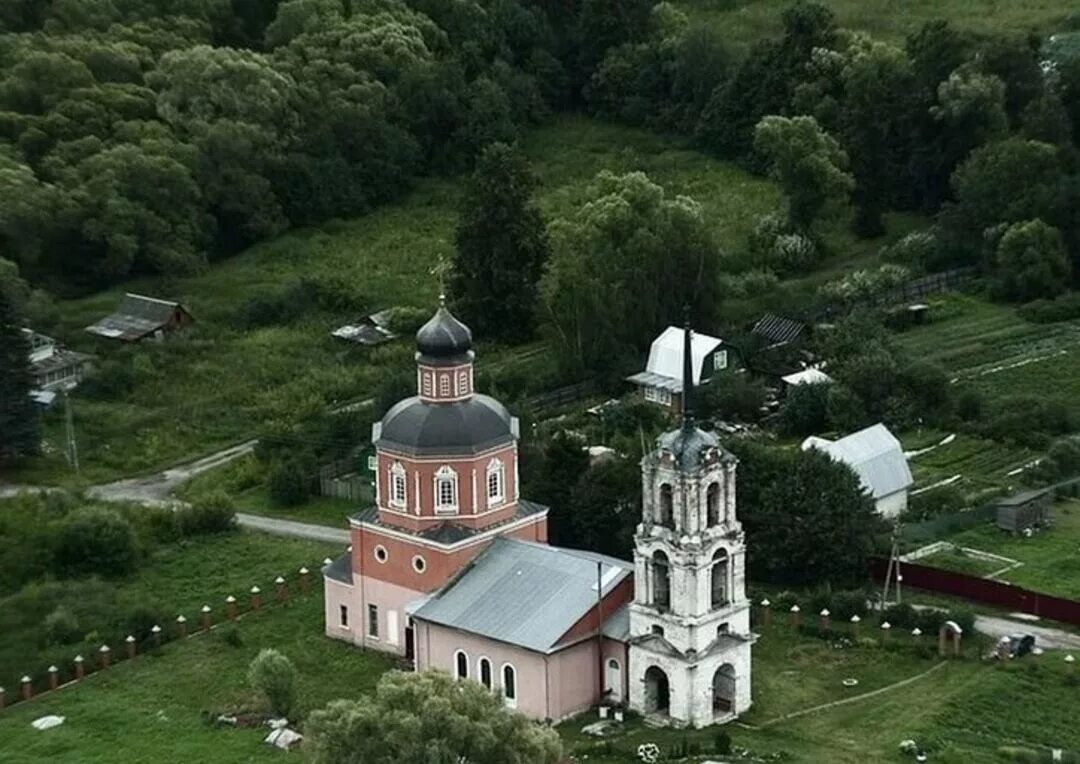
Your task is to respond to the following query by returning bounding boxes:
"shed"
[752,314,807,348]
[85,293,193,342]
[994,488,1052,534]
[332,309,396,346]
[780,368,833,389]
[23,330,94,392]
[802,423,914,518]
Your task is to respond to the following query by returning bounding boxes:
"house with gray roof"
[802,423,914,518]
[85,293,193,342]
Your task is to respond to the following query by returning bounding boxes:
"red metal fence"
[870,557,1080,626]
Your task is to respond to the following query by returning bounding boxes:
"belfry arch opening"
[652,551,670,610]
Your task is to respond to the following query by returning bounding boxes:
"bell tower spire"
[681,307,694,432]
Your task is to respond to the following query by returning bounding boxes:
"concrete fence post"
[275,576,288,603]
[48,666,59,691]
[201,605,212,632]
[151,625,162,648]
[21,676,31,701]
[125,635,136,660]
[99,645,111,670]
[74,655,84,680]
[912,627,923,645]
[819,609,831,633]
[176,615,187,639]
[1066,654,1075,676]
[759,599,771,627]
[299,567,310,592]
[226,596,237,621]
[250,586,262,612]
[880,621,891,645]
[850,615,861,639]
[789,604,800,628]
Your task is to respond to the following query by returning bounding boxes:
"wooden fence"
[870,557,1080,626]
[526,379,596,411]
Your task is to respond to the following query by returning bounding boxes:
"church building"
[323,303,754,726]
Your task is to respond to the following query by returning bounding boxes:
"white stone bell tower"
[627,320,755,727]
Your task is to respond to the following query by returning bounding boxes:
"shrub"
[907,484,967,521]
[882,230,937,269]
[384,305,430,334]
[140,505,181,543]
[178,492,237,536]
[53,507,140,578]
[714,729,732,755]
[79,359,136,400]
[268,460,311,506]
[718,268,780,299]
[697,373,766,422]
[769,233,819,274]
[43,606,81,646]
[249,648,297,718]
[219,624,244,648]
[749,211,788,258]
[778,381,831,436]
[1018,293,1080,323]
[122,600,170,642]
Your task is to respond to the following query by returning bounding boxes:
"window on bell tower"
[390,462,407,508]
[706,482,720,526]
[711,548,729,608]
[658,484,674,528]
[435,465,458,512]
[652,551,670,611]
[457,369,469,396]
[439,374,451,397]
[486,458,504,506]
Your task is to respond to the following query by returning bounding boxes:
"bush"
[53,507,140,578]
[882,230,937,270]
[383,305,430,334]
[1018,293,1080,323]
[268,460,311,506]
[778,381,831,436]
[79,359,136,400]
[219,624,244,648]
[42,606,82,646]
[907,484,967,521]
[714,729,732,755]
[697,373,766,422]
[178,492,237,536]
[769,233,819,274]
[249,648,297,718]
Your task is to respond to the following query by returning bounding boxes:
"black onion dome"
[377,394,514,457]
[416,305,472,361]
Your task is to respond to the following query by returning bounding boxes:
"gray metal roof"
[626,370,684,393]
[323,553,352,584]
[601,604,630,641]
[802,423,913,499]
[416,305,472,362]
[377,394,515,457]
[85,293,190,341]
[753,314,806,345]
[412,538,632,654]
[994,488,1050,507]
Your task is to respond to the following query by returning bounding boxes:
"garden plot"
[900,431,1037,499]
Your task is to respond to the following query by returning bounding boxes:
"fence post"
[850,615,861,639]
[226,595,237,621]
[759,598,771,627]
[880,622,891,645]
[789,605,800,628]
[202,605,212,632]
[0,686,5,710]
[74,655,84,680]
[99,645,111,670]
[151,625,162,647]
[21,676,31,701]
[126,635,136,659]
[250,585,262,612]
[48,666,59,691]
[177,615,188,639]
[299,567,310,592]
[275,576,288,603]
[819,609,831,633]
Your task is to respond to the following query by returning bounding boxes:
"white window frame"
[713,349,728,371]
[486,458,505,507]
[373,545,388,564]
[422,371,433,397]
[456,369,469,396]
[645,386,671,405]
[367,604,379,640]
[390,462,407,508]
[412,555,426,574]
[501,663,517,707]
[454,650,470,681]
[439,373,451,397]
[434,465,458,514]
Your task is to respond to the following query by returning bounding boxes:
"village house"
[802,423,914,519]
[323,307,754,726]
[85,293,193,342]
[23,329,94,404]
[627,326,732,410]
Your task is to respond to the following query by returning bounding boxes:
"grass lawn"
[0,593,395,764]
[935,499,1080,599]
[0,530,341,698]
[918,547,1008,578]
[675,0,1070,49]
[901,429,1038,502]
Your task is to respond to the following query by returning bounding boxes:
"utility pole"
[63,390,79,474]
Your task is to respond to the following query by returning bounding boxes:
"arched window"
[706,482,720,526]
[435,466,458,513]
[456,369,469,396]
[454,650,469,680]
[652,551,670,610]
[502,664,517,707]
[439,374,451,397]
[486,458,505,506]
[659,484,674,528]
[711,548,729,608]
[390,462,407,508]
[478,657,492,690]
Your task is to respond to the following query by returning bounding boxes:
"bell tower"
[627,318,754,727]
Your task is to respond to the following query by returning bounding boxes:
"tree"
[567,457,640,559]
[0,281,39,462]
[53,507,140,577]
[539,170,722,378]
[450,142,548,343]
[525,431,590,547]
[249,648,298,718]
[778,382,831,437]
[730,441,884,585]
[753,115,853,230]
[994,219,1070,302]
[306,670,562,764]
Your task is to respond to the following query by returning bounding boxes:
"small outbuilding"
[23,330,94,397]
[627,326,732,410]
[752,314,807,349]
[332,309,396,346]
[85,293,193,342]
[994,488,1052,534]
[802,423,914,519]
[780,367,833,391]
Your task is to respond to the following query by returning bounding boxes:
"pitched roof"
[636,326,723,387]
[85,293,190,341]
[753,314,806,345]
[323,553,352,584]
[781,368,833,386]
[802,423,913,500]
[411,538,632,654]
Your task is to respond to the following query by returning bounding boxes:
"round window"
[412,555,427,573]
[374,545,388,563]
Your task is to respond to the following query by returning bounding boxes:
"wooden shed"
[995,488,1052,534]
[85,293,193,342]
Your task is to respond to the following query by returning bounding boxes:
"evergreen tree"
[0,285,40,463]
[450,142,549,344]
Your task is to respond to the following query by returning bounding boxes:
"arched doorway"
[712,664,736,714]
[643,666,670,714]
[605,658,622,702]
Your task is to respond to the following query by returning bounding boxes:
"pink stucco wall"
[323,574,422,653]
[414,621,629,721]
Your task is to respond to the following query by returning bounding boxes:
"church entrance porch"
[643,666,670,715]
[712,664,736,717]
